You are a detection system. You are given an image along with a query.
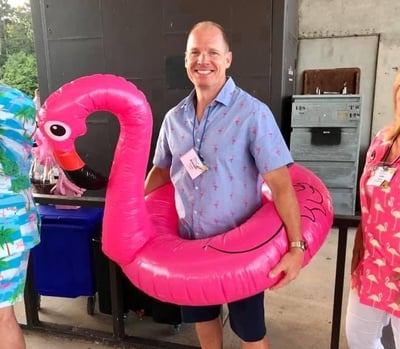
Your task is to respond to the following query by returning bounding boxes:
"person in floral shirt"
[0,84,40,349]
[346,72,400,349]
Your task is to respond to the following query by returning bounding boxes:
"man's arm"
[144,166,171,195]
[262,165,304,289]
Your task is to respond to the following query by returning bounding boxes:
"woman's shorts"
[0,251,29,308]
[181,292,266,342]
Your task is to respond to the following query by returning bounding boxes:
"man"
[145,21,304,349]
[0,84,40,349]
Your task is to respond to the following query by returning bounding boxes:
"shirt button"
[195,186,199,190]
[197,138,200,142]
[194,210,198,214]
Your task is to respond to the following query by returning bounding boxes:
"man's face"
[185,26,232,93]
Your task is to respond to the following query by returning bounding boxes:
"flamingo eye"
[43,121,71,141]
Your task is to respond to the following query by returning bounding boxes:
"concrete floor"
[16,227,396,349]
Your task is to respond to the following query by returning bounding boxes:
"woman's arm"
[351,223,364,274]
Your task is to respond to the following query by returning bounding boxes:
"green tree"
[0,0,12,65]
[1,51,37,96]
[0,0,37,95]
[6,2,35,55]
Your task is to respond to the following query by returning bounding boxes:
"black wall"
[30,0,298,196]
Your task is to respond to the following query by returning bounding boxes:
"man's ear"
[225,51,232,69]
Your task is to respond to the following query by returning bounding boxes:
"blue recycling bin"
[31,205,104,299]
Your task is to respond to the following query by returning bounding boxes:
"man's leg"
[195,317,223,349]
[241,337,270,349]
[0,306,26,349]
[228,292,269,349]
[0,251,29,349]
[181,304,222,349]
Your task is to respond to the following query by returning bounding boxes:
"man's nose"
[197,53,209,64]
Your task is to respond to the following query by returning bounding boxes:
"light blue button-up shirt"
[153,77,293,239]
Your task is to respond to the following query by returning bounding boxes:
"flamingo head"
[38,81,108,190]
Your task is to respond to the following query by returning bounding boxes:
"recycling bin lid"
[37,204,104,225]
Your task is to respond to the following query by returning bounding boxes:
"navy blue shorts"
[181,292,266,342]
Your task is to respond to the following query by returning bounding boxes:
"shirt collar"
[216,76,236,106]
[183,77,236,111]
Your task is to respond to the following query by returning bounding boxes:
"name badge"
[367,165,397,187]
[180,148,208,179]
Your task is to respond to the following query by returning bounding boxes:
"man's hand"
[268,248,304,290]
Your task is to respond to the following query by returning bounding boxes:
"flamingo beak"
[53,150,108,190]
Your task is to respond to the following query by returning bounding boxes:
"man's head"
[185,21,232,94]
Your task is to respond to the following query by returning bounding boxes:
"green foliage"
[0,147,19,176]
[0,0,37,96]
[1,51,37,96]
[6,3,35,55]
[0,0,13,64]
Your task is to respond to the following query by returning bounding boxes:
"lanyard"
[192,106,211,161]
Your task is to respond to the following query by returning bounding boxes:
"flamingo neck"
[101,107,154,265]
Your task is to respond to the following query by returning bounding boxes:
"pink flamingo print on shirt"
[388,302,400,313]
[394,232,400,250]
[367,233,381,256]
[386,242,400,264]
[372,258,386,279]
[376,222,388,241]
[391,208,400,230]
[366,269,378,292]
[373,199,385,222]
[368,292,383,306]
[384,276,399,300]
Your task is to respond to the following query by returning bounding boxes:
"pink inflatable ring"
[39,74,334,306]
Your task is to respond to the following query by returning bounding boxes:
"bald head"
[187,21,230,52]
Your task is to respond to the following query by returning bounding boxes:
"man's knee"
[0,306,15,322]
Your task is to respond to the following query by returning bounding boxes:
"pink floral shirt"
[352,128,400,317]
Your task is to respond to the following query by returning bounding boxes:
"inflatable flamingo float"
[38,74,333,305]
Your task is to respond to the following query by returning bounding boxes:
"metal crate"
[290,94,362,215]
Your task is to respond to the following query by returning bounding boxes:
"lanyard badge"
[180,148,208,179]
[367,164,397,188]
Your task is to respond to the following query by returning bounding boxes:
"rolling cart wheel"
[87,295,96,315]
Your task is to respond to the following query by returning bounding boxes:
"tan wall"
[298,0,400,137]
